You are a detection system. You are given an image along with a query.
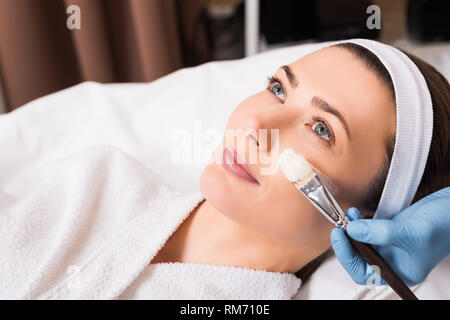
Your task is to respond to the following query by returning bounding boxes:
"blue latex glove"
[331,187,450,287]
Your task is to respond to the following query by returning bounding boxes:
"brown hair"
[295,42,450,283]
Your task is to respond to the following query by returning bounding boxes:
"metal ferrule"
[294,174,349,229]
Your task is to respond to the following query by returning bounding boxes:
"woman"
[149,41,450,284]
[1,40,449,299]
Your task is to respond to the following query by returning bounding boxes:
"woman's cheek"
[249,173,327,244]
[277,195,331,243]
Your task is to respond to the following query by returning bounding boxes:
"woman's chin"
[199,164,232,210]
[199,163,256,221]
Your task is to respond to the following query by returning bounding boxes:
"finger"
[345,207,361,221]
[365,264,387,286]
[425,186,450,200]
[331,228,370,285]
[393,187,450,222]
[346,219,397,246]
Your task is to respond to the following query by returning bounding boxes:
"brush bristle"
[293,171,318,189]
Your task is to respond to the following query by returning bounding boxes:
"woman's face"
[199,46,396,248]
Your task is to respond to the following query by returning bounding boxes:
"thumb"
[346,219,397,246]
[331,227,369,285]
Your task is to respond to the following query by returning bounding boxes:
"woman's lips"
[222,148,259,185]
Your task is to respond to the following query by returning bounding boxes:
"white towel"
[0,145,300,299]
[119,262,300,300]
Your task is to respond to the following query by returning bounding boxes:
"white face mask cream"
[278,148,313,182]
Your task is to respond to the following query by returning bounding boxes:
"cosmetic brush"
[278,148,418,300]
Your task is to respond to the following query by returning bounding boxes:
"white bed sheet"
[1,40,449,299]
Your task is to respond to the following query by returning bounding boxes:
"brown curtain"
[0,0,210,111]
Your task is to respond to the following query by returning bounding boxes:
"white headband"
[332,39,434,220]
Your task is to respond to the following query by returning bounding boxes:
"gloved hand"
[331,187,450,287]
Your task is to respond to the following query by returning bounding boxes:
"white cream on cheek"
[278,148,313,182]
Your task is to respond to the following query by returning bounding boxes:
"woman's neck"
[151,198,319,273]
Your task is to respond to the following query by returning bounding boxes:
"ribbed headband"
[332,39,434,220]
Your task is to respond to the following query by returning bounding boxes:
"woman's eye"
[311,119,333,143]
[267,78,286,101]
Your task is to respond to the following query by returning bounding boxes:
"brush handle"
[344,230,418,300]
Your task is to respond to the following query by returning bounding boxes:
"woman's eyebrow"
[311,96,351,139]
[281,65,298,88]
[278,66,351,139]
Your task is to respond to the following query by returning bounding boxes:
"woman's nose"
[244,107,299,153]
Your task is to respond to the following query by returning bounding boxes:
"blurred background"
[0,0,449,113]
